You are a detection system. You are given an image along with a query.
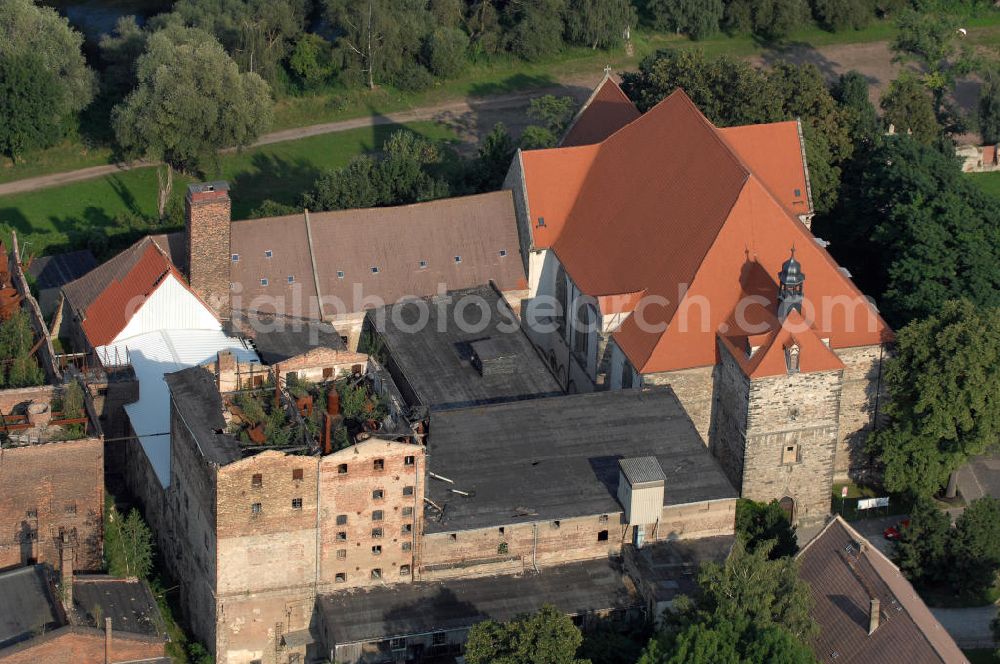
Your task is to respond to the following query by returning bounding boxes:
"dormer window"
[785,343,800,374]
[287,275,294,284]
[794,188,802,197]
[260,278,268,287]
[231,254,239,262]
[499,249,507,257]
[264,249,273,258]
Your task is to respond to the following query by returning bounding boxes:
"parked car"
[883,519,911,540]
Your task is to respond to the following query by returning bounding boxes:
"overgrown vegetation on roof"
[0,309,44,388]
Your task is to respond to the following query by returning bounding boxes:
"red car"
[883,519,911,540]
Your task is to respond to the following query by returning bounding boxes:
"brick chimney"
[186,181,232,317]
[59,531,74,609]
[868,597,880,635]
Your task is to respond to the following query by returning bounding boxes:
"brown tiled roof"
[520,89,891,374]
[560,74,641,147]
[62,236,181,347]
[230,191,525,318]
[797,517,968,664]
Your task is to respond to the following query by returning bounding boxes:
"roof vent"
[469,338,514,377]
[537,217,546,228]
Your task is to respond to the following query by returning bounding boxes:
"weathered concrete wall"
[834,344,886,480]
[0,436,104,570]
[643,365,716,443]
[743,368,843,525]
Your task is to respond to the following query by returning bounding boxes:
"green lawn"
[0,121,457,259]
[965,649,999,664]
[4,12,1000,186]
[971,172,1000,201]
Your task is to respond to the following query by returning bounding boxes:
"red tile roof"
[520,89,891,374]
[560,75,641,147]
[718,122,812,216]
[64,237,198,347]
[798,517,968,664]
[719,309,845,379]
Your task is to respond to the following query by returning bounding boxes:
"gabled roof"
[797,517,967,664]
[718,121,812,216]
[520,89,891,374]
[26,250,97,291]
[560,74,641,147]
[230,191,526,318]
[63,236,204,347]
[719,309,845,379]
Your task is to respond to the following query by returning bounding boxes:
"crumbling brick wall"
[0,436,104,570]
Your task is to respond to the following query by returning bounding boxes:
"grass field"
[965,649,998,664]
[971,172,1000,200]
[4,12,1000,186]
[0,121,457,258]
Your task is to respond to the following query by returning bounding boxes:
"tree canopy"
[870,300,1000,495]
[0,310,45,388]
[0,53,63,162]
[980,70,1000,145]
[735,499,799,559]
[112,26,273,171]
[464,604,588,664]
[880,75,940,145]
[639,538,817,664]
[0,0,95,115]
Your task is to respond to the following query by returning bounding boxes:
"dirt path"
[0,37,984,198]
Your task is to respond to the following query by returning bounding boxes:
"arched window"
[555,264,568,337]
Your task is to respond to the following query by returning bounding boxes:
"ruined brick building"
[505,78,893,525]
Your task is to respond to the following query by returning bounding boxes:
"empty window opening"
[372,510,384,522]
[402,486,414,496]
[371,568,382,579]
[401,524,412,534]
[499,249,508,257]
[449,533,457,541]
[372,545,382,555]
[372,528,383,539]
[336,531,347,541]
[64,503,77,515]
[292,468,303,481]
[597,530,609,542]
[498,526,505,535]
[599,514,609,524]
[338,463,348,474]
[323,367,334,379]
[264,249,273,258]
[400,565,411,576]
[402,542,412,551]
[373,459,384,471]
[291,498,303,510]
[335,572,346,583]
[336,514,348,525]
[404,455,415,466]
[552,520,561,529]
[372,489,384,500]
[251,473,262,488]
[251,503,262,516]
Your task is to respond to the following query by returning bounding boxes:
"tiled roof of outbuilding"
[798,517,968,664]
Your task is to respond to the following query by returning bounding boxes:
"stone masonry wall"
[642,365,716,444]
[0,436,104,570]
[186,189,231,316]
[834,344,886,480]
[709,345,751,490]
[742,369,843,525]
[502,151,533,277]
[418,499,735,582]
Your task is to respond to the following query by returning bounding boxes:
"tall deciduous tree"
[948,496,1000,596]
[871,300,1000,495]
[890,9,975,113]
[464,604,587,664]
[811,0,874,31]
[894,495,951,587]
[639,539,817,663]
[645,0,724,40]
[0,0,96,116]
[735,498,799,559]
[0,53,62,163]
[832,70,880,147]
[104,504,154,580]
[880,75,941,144]
[723,0,809,41]
[565,0,635,49]
[112,26,272,211]
[504,0,568,61]
[979,70,1000,145]
[98,16,149,103]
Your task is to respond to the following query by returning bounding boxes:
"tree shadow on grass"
[467,72,558,98]
[228,153,325,218]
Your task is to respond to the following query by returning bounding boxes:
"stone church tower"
[185,181,232,316]
[711,250,844,525]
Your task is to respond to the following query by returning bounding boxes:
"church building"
[504,77,893,524]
